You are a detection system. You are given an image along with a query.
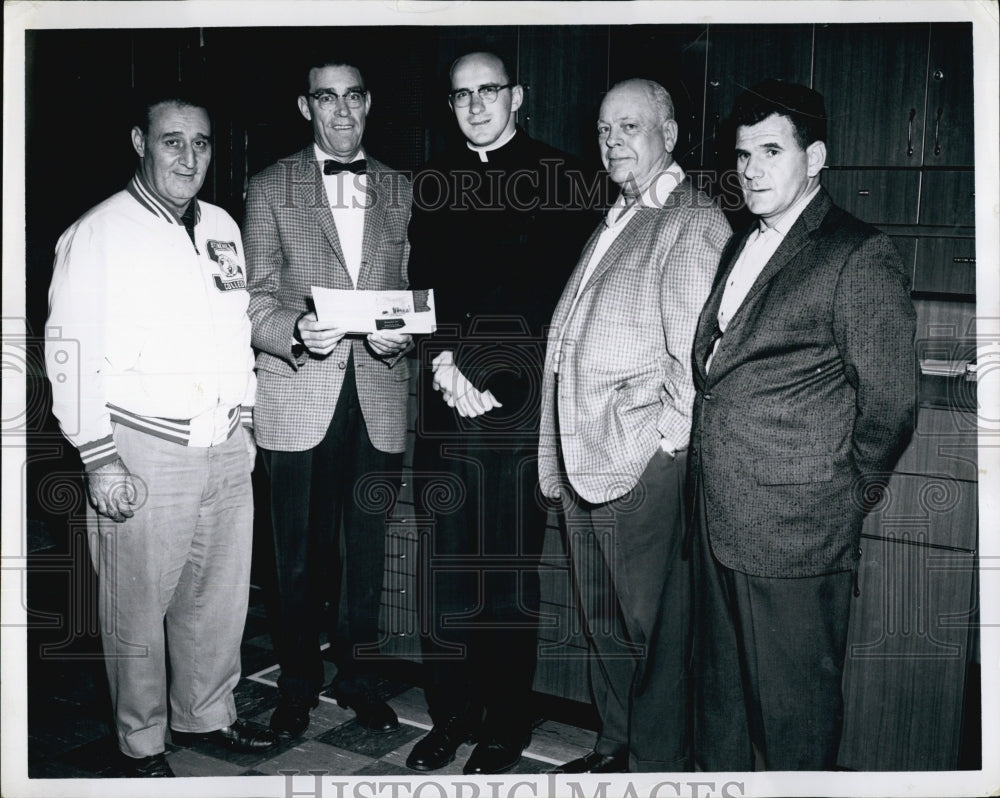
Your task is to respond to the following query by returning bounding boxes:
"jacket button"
[465,312,473,319]
[703,392,713,401]
[338,361,347,369]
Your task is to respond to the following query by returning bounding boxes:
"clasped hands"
[431,350,502,418]
[296,312,412,358]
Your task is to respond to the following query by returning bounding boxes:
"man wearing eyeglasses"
[405,51,596,775]
[244,55,413,741]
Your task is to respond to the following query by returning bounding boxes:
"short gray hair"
[609,78,675,125]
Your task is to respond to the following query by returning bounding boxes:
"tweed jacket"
[244,147,412,453]
[538,175,730,504]
[689,188,916,578]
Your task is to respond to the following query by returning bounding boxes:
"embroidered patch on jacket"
[207,240,246,291]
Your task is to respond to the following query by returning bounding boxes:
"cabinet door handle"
[907,108,916,157]
[933,107,943,156]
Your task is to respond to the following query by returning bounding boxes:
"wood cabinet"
[813,23,931,168]
[913,237,977,297]
[824,169,921,225]
[702,24,813,169]
[839,408,979,770]
[518,26,610,163]
[925,23,976,167]
[608,24,709,168]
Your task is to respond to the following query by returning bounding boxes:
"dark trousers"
[261,357,402,701]
[414,439,545,743]
[691,484,853,771]
[561,449,691,772]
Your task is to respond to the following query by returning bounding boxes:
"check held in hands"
[295,312,412,358]
[431,350,503,418]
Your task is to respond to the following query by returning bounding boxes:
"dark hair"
[132,83,212,136]
[301,51,367,94]
[729,79,826,148]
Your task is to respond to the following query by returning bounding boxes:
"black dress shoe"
[406,716,477,771]
[463,736,529,775]
[270,694,319,738]
[549,750,627,773]
[171,718,279,752]
[121,752,174,777]
[332,684,399,733]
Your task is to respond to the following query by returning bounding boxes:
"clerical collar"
[466,128,518,162]
[127,171,200,226]
[314,144,366,169]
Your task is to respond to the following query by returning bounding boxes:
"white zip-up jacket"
[46,174,255,470]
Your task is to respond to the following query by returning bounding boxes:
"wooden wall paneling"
[516,26,610,163]
[913,236,977,296]
[813,23,930,167]
[919,170,977,227]
[912,297,977,349]
[889,235,918,286]
[839,536,976,770]
[702,24,814,170]
[894,406,979,484]
[924,23,975,167]
[862,473,978,550]
[607,24,708,170]
[822,168,920,225]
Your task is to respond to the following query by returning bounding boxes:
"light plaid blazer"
[244,147,412,453]
[538,176,730,504]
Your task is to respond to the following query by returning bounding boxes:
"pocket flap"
[755,454,833,485]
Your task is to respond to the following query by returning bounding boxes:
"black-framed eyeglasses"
[448,84,512,108]
[307,89,368,109]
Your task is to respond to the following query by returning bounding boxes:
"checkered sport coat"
[244,147,412,453]
[538,175,730,504]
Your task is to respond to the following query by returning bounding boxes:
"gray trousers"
[560,449,691,772]
[86,423,253,758]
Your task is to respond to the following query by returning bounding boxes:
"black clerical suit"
[408,128,597,744]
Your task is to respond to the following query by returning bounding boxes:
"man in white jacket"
[45,86,276,778]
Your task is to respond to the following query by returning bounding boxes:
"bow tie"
[324,159,366,175]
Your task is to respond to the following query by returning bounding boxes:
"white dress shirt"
[576,161,686,298]
[707,184,820,371]
[316,144,367,286]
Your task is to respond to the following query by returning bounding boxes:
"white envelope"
[311,287,437,334]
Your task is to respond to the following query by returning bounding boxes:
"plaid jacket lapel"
[298,149,349,280]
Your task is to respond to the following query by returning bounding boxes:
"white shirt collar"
[605,161,686,228]
[758,183,821,237]
[466,127,518,162]
[313,144,366,166]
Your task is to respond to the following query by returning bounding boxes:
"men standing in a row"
[406,51,596,775]
[244,56,413,738]
[690,79,916,770]
[539,78,731,773]
[46,87,277,778]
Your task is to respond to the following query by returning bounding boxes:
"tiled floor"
[26,577,597,780]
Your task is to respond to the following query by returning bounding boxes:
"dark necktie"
[180,202,197,250]
[324,159,367,175]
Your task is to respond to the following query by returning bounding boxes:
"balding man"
[406,51,594,774]
[538,79,730,773]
